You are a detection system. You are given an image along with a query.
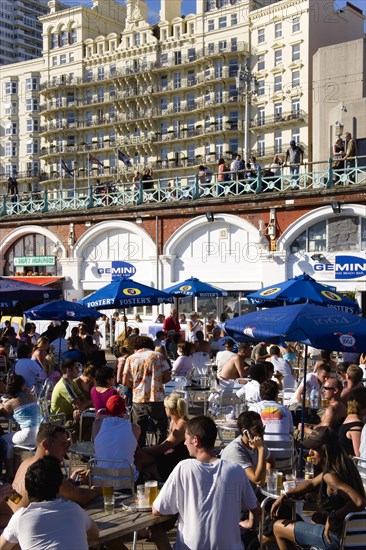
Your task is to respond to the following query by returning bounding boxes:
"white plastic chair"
[264,433,295,472]
[353,456,366,492]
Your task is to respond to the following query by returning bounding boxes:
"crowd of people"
[0,309,365,549]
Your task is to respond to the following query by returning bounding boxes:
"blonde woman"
[31,336,50,371]
[138,393,190,480]
[338,392,365,457]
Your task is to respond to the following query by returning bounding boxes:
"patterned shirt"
[123,349,170,403]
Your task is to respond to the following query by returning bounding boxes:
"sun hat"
[300,426,332,450]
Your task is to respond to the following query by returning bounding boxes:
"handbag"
[332,160,341,169]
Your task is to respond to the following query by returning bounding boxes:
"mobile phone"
[5,491,22,504]
[243,429,251,440]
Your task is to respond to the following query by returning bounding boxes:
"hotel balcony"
[250,110,307,130]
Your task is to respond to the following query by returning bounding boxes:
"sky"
[61,0,365,25]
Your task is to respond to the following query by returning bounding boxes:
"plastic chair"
[263,434,295,473]
[339,510,366,549]
[353,456,366,492]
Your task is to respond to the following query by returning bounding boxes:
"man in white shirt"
[269,345,296,390]
[153,416,261,550]
[293,363,331,403]
[249,380,294,439]
[1,456,98,550]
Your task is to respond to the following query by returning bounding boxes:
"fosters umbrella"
[163,277,228,321]
[0,277,60,309]
[24,300,102,322]
[246,273,360,314]
[24,300,102,365]
[80,277,174,332]
[222,303,366,472]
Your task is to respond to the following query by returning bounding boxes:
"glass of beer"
[145,480,158,505]
[102,486,114,515]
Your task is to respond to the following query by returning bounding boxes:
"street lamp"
[236,64,258,163]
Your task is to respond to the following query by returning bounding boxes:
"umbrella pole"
[123,307,127,336]
[299,344,308,478]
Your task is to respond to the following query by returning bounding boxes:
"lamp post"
[73,160,78,197]
[236,64,258,163]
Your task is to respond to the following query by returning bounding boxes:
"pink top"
[91,386,117,413]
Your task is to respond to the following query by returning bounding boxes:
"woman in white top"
[172,342,193,377]
[185,312,202,343]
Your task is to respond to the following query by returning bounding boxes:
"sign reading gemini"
[14,256,56,266]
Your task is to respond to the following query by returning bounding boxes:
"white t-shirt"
[249,400,294,438]
[153,458,257,550]
[237,379,261,404]
[270,356,296,390]
[94,416,138,481]
[15,358,43,388]
[3,497,92,550]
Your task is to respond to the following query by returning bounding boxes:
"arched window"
[5,235,57,276]
[290,216,366,253]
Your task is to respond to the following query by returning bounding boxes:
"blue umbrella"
[163,277,228,297]
[246,273,360,314]
[24,300,102,322]
[222,302,366,352]
[0,276,60,308]
[80,277,174,309]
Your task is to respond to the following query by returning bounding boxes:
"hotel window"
[274,103,282,121]
[135,33,140,47]
[110,64,116,76]
[274,75,282,92]
[229,59,238,77]
[292,16,300,33]
[162,29,168,41]
[274,22,282,38]
[98,44,104,55]
[258,28,265,44]
[175,51,182,64]
[109,85,116,98]
[292,43,300,61]
[187,93,195,110]
[52,56,57,66]
[98,66,104,80]
[189,23,194,34]
[60,31,68,46]
[5,142,17,157]
[219,16,227,28]
[257,54,265,71]
[274,49,282,66]
[231,37,237,51]
[173,96,181,112]
[292,70,300,88]
[85,68,93,82]
[187,70,195,86]
[188,48,196,61]
[257,80,265,96]
[51,33,58,49]
[292,128,300,143]
[5,123,17,135]
[160,53,168,66]
[97,87,104,102]
[231,13,238,26]
[5,81,17,94]
[229,84,238,100]
[160,98,168,112]
[292,98,300,114]
[69,52,74,62]
[26,98,38,111]
[60,54,66,64]
[208,43,215,54]
[258,107,265,126]
[175,26,181,38]
[70,28,77,44]
[274,130,282,153]
[218,40,227,53]
[215,60,223,78]
[25,77,39,91]
[173,72,181,89]
[258,134,265,156]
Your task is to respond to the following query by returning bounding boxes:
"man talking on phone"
[221,411,273,494]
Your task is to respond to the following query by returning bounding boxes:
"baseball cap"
[290,140,296,145]
[300,426,331,450]
[106,394,126,416]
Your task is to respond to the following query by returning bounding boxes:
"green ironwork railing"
[1,158,365,217]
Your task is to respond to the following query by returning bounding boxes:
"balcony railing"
[250,110,307,129]
[1,158,365,217]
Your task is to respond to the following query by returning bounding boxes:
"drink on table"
[277,472,283,490]
[309,386,319,409]
[305,456,314,480]
[102,486,115,515]
[267,470,278,494]
[145,480,158,505]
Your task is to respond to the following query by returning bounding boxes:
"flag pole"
[87,152,90,187]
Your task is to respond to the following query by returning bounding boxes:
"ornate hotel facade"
[0,0,366,319]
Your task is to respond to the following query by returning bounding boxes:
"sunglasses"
[322,386,336,391]
[251,425,265,435]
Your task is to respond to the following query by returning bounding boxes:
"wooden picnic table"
[87,494,175,549]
